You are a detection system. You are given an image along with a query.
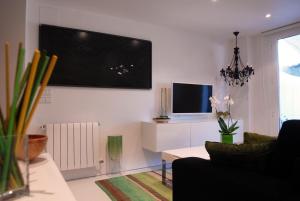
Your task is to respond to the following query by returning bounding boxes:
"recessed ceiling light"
[265,14,271,18]
[211,0,218,2]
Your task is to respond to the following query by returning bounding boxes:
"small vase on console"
[153,88,170,123]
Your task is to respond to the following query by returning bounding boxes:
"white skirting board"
[61,167,98,181]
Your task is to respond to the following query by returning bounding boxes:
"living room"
[1,0,300,201]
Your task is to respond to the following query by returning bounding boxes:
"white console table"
[142,119,243,152]
[161,146,210,184]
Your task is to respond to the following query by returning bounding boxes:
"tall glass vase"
[0,135,29,200]
[107,136,123,174]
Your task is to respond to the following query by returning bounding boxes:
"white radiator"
[45,122,100,180]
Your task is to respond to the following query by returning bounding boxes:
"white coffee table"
[161,146,210,185]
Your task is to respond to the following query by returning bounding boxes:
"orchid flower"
[209,96,220,111]
[224,95,234,105]
[210,95,234,117]
[210,95,238,137]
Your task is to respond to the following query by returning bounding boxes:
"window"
[278,34,300,125]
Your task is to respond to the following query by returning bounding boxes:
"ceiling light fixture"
[220,32,254,87]
[265,13,271,18]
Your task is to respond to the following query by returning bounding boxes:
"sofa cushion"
[244,132,277,144]
[205,141,275,172]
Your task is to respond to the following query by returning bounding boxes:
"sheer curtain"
[249,23,300,136]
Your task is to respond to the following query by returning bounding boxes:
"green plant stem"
[227,103,230,128]
[0,45,24,193]
[10,155,24,187]
[0,107,4,131]
[0,117,6,155]
[0,104,6,136]
[0,123,5,181]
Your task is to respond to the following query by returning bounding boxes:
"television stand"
[141,119,243,152]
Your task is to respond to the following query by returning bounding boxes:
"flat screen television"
[172,83,212,114]
[39,24,152,89]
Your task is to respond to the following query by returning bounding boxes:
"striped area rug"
[95,170,172,201]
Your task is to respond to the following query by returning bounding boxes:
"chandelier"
[220,32,254,86]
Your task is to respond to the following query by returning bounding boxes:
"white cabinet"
[142,120,243,152]
[142,122,190,152]
[190,121,220,146]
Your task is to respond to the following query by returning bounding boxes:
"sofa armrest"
[172,157,213,201]
[284,157,300,200]
[291,157,300,185]
[172,157,290,201]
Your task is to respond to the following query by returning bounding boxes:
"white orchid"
[209,95,238,138]
[224,96,229,101]
[209,96,220,104]
[209,95,234,118]
[209,96,220,110]
[224,95,234,105]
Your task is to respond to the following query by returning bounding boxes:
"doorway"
[278,34,300,125]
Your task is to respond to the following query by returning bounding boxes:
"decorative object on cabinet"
[220,32,254,87]
[0,42,58,200]
[160,88,168,118]
[209,95,239,144]
[153,87,170,123]
[153,117,170,123]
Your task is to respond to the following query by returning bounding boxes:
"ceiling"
[49,0,300,40]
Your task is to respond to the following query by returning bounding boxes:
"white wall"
[26,0,226,173]
[0,0,26,118]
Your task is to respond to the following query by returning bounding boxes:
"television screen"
[39,24,152,89]
[172,83,212,114]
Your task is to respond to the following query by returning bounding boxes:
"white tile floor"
[67,166,161,201]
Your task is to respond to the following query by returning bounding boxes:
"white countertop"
[17,153,77,201]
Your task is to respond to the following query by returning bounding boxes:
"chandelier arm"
[238,55,246,68]
[229,55,235,68]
